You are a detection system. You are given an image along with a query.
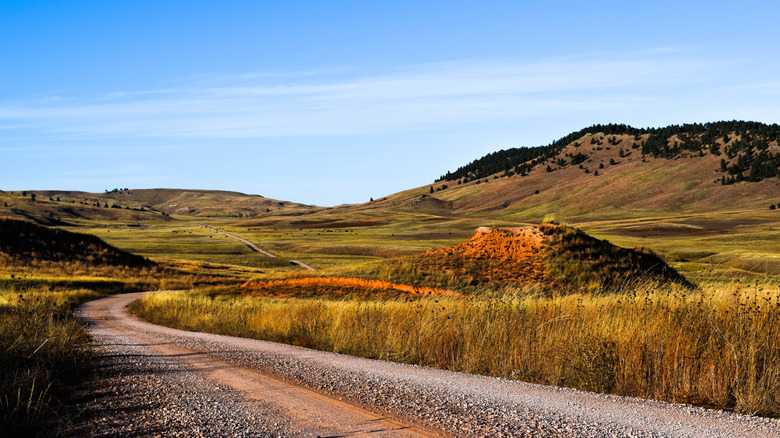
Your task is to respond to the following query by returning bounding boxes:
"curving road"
[69,292,780,437]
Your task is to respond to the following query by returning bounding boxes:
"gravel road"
[67,292,780,437]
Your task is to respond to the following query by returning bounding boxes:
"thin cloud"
[0,52,715,140]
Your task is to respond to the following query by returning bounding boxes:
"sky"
[2,1,779,206]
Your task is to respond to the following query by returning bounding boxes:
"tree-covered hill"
[437,121,780,185]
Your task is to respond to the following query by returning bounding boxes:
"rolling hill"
[352,121,780,220]
[0,188,321,226]
[0,217,154,272]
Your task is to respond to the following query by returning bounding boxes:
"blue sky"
[2,1,779,206]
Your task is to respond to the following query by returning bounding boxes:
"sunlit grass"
[0,284,99,435]
[133,281,780,417]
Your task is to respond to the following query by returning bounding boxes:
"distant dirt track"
[200,224,316,270]
[71,292,780,437]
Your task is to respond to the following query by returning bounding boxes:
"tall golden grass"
[0,285,100,435]
[133,281,780,417]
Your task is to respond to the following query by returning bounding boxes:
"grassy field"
[132,280,780,417]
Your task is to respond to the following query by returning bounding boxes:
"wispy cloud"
[0,51,737,140]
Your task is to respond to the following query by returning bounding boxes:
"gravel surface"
[63,326,307,437]
[68,292,780,438]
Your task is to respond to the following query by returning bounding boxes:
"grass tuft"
[0,285,98,435]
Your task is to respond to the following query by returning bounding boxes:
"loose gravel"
[68,292,780,437]
[63,326,307,437]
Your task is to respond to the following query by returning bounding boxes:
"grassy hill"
[0,188,322,226]
[351,122,780,220]
[0,217,154,274]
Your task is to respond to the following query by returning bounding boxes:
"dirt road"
[68,292,780,437]
[200,225,316,270]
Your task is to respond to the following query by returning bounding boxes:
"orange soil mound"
[418,226,548,286]
[177,263,206,270]
[414,224,690,291]
[240,277,458,298]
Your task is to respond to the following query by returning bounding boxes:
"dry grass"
[133,281,780,417]
[0,284,101,435]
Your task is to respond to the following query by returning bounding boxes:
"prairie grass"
[0,284,100,435]
[0,264,214,435]
[133,281,780,417]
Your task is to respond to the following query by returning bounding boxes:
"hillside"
[0,189,321,225]
[438,121,780,184]
[0,217,154,272]
[406,224,690,292]
[352,121,780,219]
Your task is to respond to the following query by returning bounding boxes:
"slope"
[0,217,154,274]
[352,121,780,220]
[0,188,322,225]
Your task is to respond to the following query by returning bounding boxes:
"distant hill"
[0,217,153,270]
[357,121,780,218]
[0,189,321,224]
